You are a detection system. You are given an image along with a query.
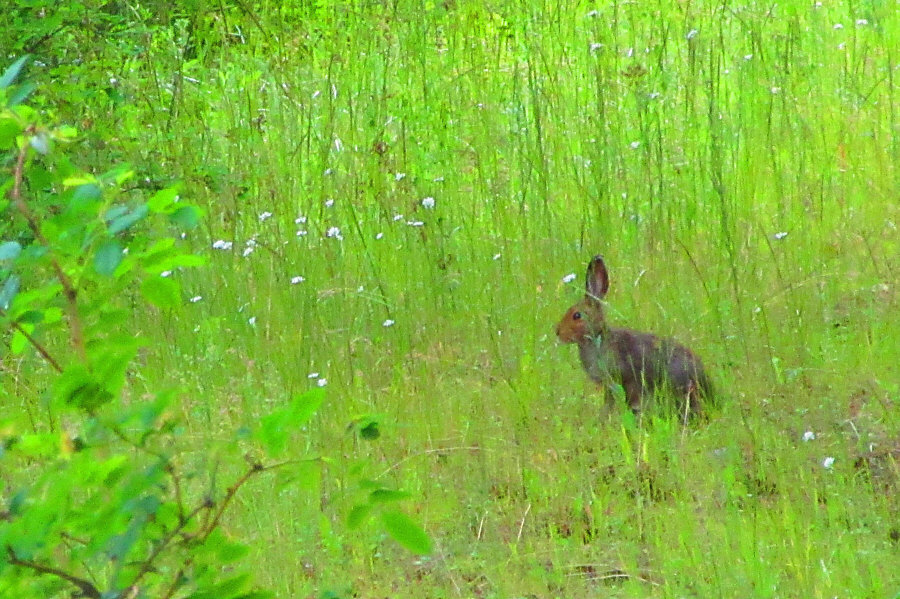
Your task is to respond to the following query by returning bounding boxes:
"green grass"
[12,1,900,597]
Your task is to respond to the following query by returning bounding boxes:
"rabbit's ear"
[585,255,609,302]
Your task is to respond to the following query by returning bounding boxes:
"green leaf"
[255,389,324,456]
[0,241,22,260]
[140,276,181,309]
[147,187,180,213]
[8,81,36,107]
[360,421,380,440]
[369,489,412,504]
[107,204,149,234]
[0,274,20,310]
[380,510,433,554]
[0,118,22,148]
[0,55,30,89]
[346,504,372,529]
[170,205,202,229]
[94,240,124,276]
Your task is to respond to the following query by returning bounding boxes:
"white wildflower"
[324,199,334,208]
[317,378,328,387]
[307,372,319,379]
[296,230,308,237]
[212,240,233,250]
[421,197,435,209]
[375,232,384,240]
[295,215,307,224]
[855,19,868,26]
[590,42,603,53]
[407,220,424,227]
[802,431,815,442]
[744,54,753,61]
[630,141,641,149]
[392,214,404,221]
[686,29,698,40]
[160,271,172,278]
[383,319,395,327]
[326,226,343,240]
[822,457,835,469]
[394,172,406,181]
[291,276,305,284]
[833,23,843,30]
[248,316,256,325]
[189,295,202,303]
[258,211,273,221]
[774,231,788,240]
[562,273,577,284]
[493,253,501,261]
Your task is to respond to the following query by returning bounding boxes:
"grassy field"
[11,1,900,597]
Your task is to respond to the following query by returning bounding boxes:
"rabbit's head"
[555,255,610,344]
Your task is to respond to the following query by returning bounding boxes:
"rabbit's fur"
[556,255,713,419]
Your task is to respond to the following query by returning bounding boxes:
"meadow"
[3,1,898,597]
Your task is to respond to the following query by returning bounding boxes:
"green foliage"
[0,60,313,599]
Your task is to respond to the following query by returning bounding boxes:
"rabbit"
[556,255,713,420]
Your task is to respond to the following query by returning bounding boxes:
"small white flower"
[248,316,256,325]
[433,176,445,182]
[212,240,233,250]
[324,199,334,208]
[630,141,641,149]
[649,91,661,99]
[383,319,395,327]
[242,246,254,257]
[407,220,424,227]
[493,253,502,261]
[394,172,406,181]
[259,211,273,221]
[586,9,600,17]
[295,216,307,224]
[421,197,435,209]
[590,42,603,53]
[357,286,364,292]
[307,372,320,379]
[562,273,577,284]
[770,86,781,94]
[296,230,308,237]
[189,295,203,303]
[822,457,835,469]
[317,378,328,387]
[291,276,305,284]
[837,42,846,50]
[324,168,333,176]
[375,232,384,240]
[160,271,172,278]
[326,226,343,240]
[744,54,754,61]
[833,23,844,30]
[312,90,321,99]
[686,29,698,40]
[855,19,868,26]
[802,431,816,442]
[774,231,788,240]
[392,214,404,221]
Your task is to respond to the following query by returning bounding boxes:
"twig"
[516,503,531,543]
[9,137,86,362]
[6,546,101,599]
[200,462,264,541]
[4,316,63,372]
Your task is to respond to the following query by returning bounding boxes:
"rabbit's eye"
[573,311,582,320]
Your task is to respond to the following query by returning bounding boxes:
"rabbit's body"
[557,256,712,418]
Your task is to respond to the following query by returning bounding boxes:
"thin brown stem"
[9,137,86,362]
[6,546,101,599]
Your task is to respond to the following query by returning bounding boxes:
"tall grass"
[24,1,900,596]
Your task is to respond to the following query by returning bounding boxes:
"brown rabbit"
[556,255,713,419]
